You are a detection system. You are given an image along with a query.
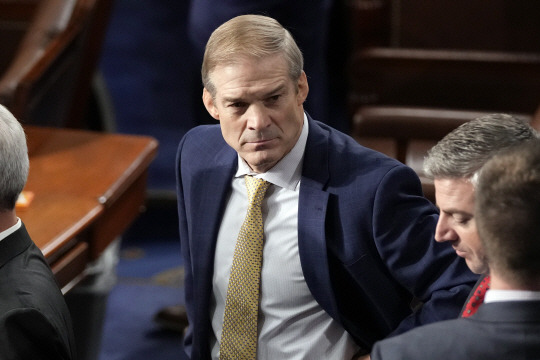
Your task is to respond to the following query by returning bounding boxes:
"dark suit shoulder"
[311,119,404,171]
[306,119,417,194]
[0,226,76,359]
[372,312,540,360]
[177,124,232,166]
[0,308,73,359]
[0,235,60,310]
[372,318,479,360]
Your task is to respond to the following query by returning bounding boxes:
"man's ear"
[296,71,309,106]
[202,88,220,120]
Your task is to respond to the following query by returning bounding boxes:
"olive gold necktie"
[220,176,270,360]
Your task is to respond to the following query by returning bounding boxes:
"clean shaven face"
[202,54,308,173]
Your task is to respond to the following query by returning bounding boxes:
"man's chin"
[465,259,488,275]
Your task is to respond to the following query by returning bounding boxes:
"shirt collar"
[485,289,540,303]
[235,113,308,191]
[0,217,21,242]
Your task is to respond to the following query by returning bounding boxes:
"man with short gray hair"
[0,105,76,359]
[423,113,537,276]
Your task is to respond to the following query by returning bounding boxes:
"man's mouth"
[246,138,277,148]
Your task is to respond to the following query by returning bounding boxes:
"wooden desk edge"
[22,125,159,291]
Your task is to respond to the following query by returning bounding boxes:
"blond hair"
[201,14,304,96]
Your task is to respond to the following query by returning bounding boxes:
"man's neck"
[0,210,18,233]
[490,272,540,291]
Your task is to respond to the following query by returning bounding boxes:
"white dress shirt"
[485,289,540,303]
[210,114,358,359]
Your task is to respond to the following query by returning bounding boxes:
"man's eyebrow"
[440,208,473,217]
[222,84,287,103]
[263,84,286,97]
[222,95,244,104]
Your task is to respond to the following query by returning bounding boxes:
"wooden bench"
[351,106,533,202]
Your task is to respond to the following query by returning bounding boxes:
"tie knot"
[245,176,270,207]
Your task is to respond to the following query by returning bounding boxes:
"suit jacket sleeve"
[0,308,73,359]
[371,164,476,333]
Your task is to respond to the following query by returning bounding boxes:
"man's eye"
[454,217,470,225]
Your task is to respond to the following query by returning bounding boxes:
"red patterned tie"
[462,275,490,317]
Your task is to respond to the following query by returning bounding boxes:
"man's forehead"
[434,177,474,190]
[212,72,292,101]
[434,177,475,208]
[210,54,289,78]
[219,80,289,99]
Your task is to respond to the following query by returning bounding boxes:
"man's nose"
[246,104,271,130]
[435,214,457,243]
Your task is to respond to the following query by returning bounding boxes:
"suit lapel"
[185,144,237,348]
[189,145,237,330]
[297,117,340,321]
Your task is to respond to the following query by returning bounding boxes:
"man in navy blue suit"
[176,14,476,359]
[372,139,540,359]
[156,0,345,334]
